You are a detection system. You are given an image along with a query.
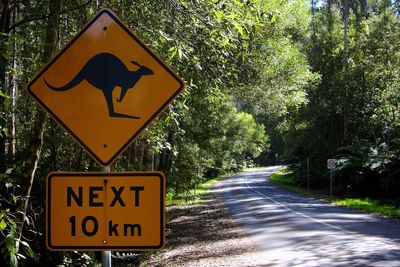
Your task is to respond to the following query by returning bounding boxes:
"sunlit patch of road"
[216,167,400,266]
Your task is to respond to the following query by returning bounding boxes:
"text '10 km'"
[67,184,145,238]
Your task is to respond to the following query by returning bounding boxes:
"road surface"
[217,167,400,266]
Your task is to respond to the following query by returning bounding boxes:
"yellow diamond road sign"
[27,8,184,166]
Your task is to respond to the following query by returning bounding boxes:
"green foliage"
[274,0,400,199]
[0,177,38,266]
[0,88,10,138]
[170,141,204,194]
[334,137,400,197]
[166,173,225,206]
[227,111,267,167]
[169,94,267,195]
[0,208,36,267]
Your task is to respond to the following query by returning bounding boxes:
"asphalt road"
[217,167,400,266]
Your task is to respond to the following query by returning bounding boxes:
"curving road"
[216,167,400,266]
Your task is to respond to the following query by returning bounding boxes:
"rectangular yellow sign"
[46,172,165,251]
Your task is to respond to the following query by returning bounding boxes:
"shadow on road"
[217,167,400,266]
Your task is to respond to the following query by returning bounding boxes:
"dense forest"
[0,0,399,266]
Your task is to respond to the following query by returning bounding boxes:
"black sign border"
[46,172,165,251]
[27,9,184,167]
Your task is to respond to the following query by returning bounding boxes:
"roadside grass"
[270,168,400,218]
[165,166,264,206]
[333,198,400,217]
[244,165,266,171]
[269,168,322,197]
[166,174,228,206]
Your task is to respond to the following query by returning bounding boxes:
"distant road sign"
[46,172,165,251]
[327,159,336,170]
[27,8,184,166]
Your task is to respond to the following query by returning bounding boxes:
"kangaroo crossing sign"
[27,8,184,166]
[46,172,165,251]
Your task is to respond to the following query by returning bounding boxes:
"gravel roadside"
[141,177,259,267]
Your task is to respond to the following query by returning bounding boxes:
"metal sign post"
[307,157,310,192]
[330,169,333,196]
[102,166,111,267]
[102,251,111,267]
[327,159,336,196]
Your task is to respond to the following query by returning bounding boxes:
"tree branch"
[60,0,93,16]
[9,0,93,31]
[9,15,46,31]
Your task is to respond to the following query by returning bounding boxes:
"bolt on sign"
[46,172,165,251]
[27,8,184,166]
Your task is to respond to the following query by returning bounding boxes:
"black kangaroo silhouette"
[44,52,154,119]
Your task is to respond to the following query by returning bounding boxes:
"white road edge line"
[244,172,400,249]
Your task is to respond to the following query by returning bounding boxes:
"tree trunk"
[0,68,6,173]
[10,26,17,156]
[8,0,18,157]
[343,0,349,67]
[0,0,10,173]
[74,148,84,170]
[138,139,145,170]
[343,0,349,140]
[158,149,167,172]
[50,123,57,170]
[164,131,175,175]
[143,144,153,170]
[20,0,62,238]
